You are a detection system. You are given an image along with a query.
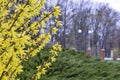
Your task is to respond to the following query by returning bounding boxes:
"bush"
[0,0,62,80]
[18,48,120,80]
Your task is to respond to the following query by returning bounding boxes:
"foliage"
[0,0,62,80]
[18,48,120,80]
[42,49,120,80]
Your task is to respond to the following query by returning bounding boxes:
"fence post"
[86,48,91,57]
[100,49,105,60]
[111,50,113,58]
[113,50,117,60]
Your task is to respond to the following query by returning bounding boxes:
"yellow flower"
[35,72,41,80]
[52,27,58,34]
[15,5,24,12]
[50,49,58,56]
[44,62,51,68]
[41,68,46,74]
[54,6,61,18]
[51,57,56,62]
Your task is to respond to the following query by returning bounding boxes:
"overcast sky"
[91,0,120,12]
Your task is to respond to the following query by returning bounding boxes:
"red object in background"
[86,48,91,57]
[100,49,105,60]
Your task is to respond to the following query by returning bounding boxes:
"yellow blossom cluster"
[0,0,62,80]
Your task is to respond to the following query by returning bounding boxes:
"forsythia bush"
[0,0,62,80]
